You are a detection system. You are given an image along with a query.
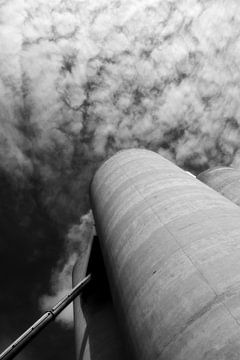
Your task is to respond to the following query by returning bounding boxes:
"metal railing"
[0,274,91,360]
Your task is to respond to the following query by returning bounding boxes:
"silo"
[72,235,130,360]
[87,148,240,360]
[197,167,240,206]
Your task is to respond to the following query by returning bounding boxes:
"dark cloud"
[0,169,70,353]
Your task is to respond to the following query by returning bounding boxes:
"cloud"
[2,0,240,328]
[39,211,95,327]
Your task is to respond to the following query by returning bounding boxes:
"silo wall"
[90,148,240,360]
[73,236,129,360]
[197,167,240,206]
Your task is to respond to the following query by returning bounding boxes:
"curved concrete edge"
[89,148,162,189]
[72,235,130,360]
[72,236,94,360]
[197,166,240,206]
[90,148,240,360]
[197,166,235,181]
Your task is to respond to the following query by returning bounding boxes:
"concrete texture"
[90,149,240,360]
[73,235,93,360]
[197,167,240,206]
[73,236,129,360]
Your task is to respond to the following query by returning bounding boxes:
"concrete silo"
[73,149,240,360]
[197,167,240,206]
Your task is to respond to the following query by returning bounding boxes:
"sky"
[2,0,240,358]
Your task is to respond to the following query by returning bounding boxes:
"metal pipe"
[0,274,91,360]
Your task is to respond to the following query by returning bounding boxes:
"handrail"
[0,274,91,360]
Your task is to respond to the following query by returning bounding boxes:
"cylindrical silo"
[89,148,240,360]
[197,167,240,206]
[73,236,130,360]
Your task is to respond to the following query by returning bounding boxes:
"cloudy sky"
[1,0,240,358]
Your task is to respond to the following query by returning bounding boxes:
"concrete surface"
[90,148,240,360]
[72,236,129,360]
[197,167,240,206]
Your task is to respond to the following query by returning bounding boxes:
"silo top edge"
[89,148,158,191]
[197,166,235,179]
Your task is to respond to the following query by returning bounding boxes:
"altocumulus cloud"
[1,0,240,327]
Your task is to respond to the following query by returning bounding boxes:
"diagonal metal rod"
[0,274,91,360]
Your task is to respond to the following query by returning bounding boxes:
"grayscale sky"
[1,0,240,358]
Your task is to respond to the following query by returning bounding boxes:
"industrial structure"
[3,149,240,360]
[73,149,240,360]
[197,167,240,206]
